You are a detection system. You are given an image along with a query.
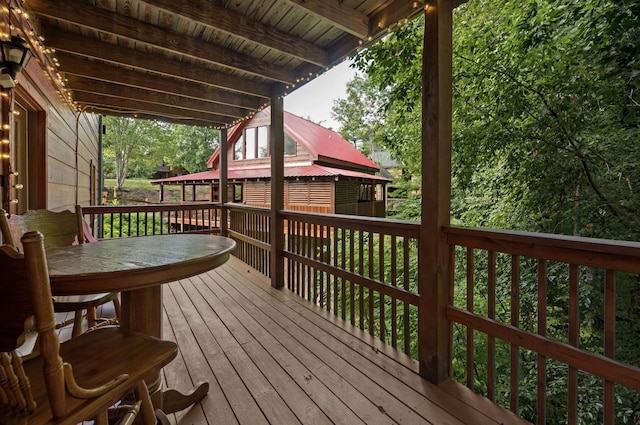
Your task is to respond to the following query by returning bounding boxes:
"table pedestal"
[121,286,209,413]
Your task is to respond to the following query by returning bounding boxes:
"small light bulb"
[13,183,23,190]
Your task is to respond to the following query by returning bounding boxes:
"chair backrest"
[0,231,66,416]
[0,205,85,252]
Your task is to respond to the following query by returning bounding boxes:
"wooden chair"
[0,231,178,425]
[0,207,120,337]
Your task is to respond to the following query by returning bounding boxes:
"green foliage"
[101,211,166,238]
[160,124,219,174]
[102,116,170,189]
[333,0,640,423]
[102,117,219,189]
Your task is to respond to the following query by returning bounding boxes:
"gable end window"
[234,126,269,160]
[233,126,297,159]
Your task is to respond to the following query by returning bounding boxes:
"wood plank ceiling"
[22,0,428,129]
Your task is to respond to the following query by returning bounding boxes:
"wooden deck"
[152,256,528,425]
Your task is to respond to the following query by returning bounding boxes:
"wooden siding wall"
[334,180,359,205]
[12,51,100,211]
[244,180,333,214]
[245,181,271,205]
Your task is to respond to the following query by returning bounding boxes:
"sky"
[284,60,357,131]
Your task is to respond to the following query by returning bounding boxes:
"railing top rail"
[445,225,640,273]
[223,203,271,214]
[83,202,220,214]
[280,209,420,237]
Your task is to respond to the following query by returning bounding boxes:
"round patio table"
[46,233,236,414]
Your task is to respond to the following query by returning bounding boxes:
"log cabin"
[0,0,638,424]
[152,108,390,217]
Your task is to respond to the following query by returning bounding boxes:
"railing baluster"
[391,235,397,349]
[487,250,496,401]
[510,255,520,414]
[537,260,547,425]
[569,264,579,425]
[466,247,474,390]
[349,228,355,327]
[403,237,410,355]
[604,269,616,425]
[359,230,365,331]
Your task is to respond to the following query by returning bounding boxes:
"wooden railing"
[80,203,640,423]
[445,226,640,424]
[226,204,271,277]
[82,203,221,238]
[281,210,420,356]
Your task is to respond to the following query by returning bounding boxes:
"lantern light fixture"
[0,34,31,88]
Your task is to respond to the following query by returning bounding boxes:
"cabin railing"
[226,204,271,277]
[280,210,420,356]
[80,203,640,422]
[82,203,221,238]
[444,226,640,424]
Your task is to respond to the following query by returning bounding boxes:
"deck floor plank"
[163,283,233,425]
[179,278,302,425]
[221,258,527,425]
[186,276,338,425]
[167,280,259,425]
[159,256,530,425]
[210,264,450,425]
[194,272,368,425]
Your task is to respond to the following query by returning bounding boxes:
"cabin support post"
[220,128,228,237]
[270,92,285,288]
[419,0,453,384]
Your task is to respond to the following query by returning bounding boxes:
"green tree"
[102,116,167,189]
[338,0,640,422]
[163,124,219,173]
[332,73,387,154]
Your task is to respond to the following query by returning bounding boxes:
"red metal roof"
[151,164,390,184]
[283,111,377,170]
[206,108,379,172]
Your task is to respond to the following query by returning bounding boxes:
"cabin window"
[233,126,269,160]
[233,183,243,202]
[257,126,268,158]
[234,135,244,160]
[284,133,296,156]
[359,184,375,202]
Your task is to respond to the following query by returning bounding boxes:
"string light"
[5,1,77,112]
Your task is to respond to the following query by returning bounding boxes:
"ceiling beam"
[369,1,426,39]
[282,0,369,39]
[146,0,327,66]
[28,0,298,83]
[56,53,263,112]
[74,92,232,126]
[66,75,249,119]
[43,30,271,99]
[91,109,218,128]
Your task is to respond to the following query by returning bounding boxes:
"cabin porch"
[63,255,524,425]
[158,256,525,425]
[80,203,640,424]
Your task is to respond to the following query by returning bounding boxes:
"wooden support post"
[220,128,228,237]
[1,89,11,213]
[419,0,453,384]
[270,93,285,288]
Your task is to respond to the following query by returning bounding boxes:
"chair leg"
[113,296,122,320]
[71,310,84,337]
[134,381,156,425]
[87,307,97,328]
[94,411,109,425]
